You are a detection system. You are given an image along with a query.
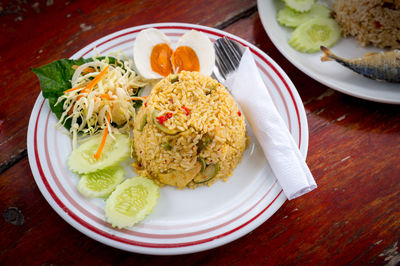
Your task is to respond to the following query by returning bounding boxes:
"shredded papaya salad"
[55,56,148,157]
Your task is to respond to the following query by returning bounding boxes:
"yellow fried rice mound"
[334,0,400,49]
[133,71,247,189]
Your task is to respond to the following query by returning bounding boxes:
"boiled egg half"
[133,28,215,79]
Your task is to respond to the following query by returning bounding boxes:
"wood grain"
[1,0,400,264]
[0,0,256,172]
[223,12,400,264]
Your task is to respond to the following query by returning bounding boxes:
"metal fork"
[213,36,246,83]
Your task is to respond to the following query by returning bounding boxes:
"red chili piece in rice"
[181,105,190,116]
[156,112,173,125]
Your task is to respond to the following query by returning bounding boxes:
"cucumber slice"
[283,0,315,12]
[77,166,125,198]
[105,177,159,228]
[68,134,130,174]
[278,4,331,28]
[289,17,341,53]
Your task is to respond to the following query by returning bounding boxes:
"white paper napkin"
[224,48,317,200]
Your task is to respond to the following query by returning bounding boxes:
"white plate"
[27,23,308,255]
[258,0,400,104]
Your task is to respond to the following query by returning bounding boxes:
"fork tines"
[214,37,245,80]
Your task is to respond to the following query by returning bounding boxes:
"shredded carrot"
[68,87,93,114]
[80,87,91,94]
[68,104,75,116]
[64,65,108,94]
[83,67,95,73]
[84,65,109,92]
[64,87,82,93]
[93,127,108,159]
[93,108,112,159]
[73,64,96,73]
[129,96,147,101]
[100,93,112,100]
[76,88,91,101]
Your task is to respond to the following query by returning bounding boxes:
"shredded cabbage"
[55,56,148,149]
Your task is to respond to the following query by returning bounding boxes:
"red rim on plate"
[27,23,308,255]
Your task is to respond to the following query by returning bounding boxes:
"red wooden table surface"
[1,0,399,264]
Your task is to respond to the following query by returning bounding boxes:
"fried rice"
[133,71,247,188]
[333,0,400,49]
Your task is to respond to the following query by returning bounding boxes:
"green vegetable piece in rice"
[152,110,179,135]
[170,75,179,83]
[162,142,172,150]
[137,112,147,132]
[206,82,219,95]
[193,163,220,184]
[197,134,211,152]
[198,158,206,172]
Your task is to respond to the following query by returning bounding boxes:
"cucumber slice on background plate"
[68,133,130,174]
[77,166,125,198]
[105,177,159,228]
[278,3,331,28]
[289,17,341,53]
[283,0,315,12]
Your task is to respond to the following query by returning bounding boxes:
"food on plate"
[105,176,159,228]
[133,71,247,188]
[68,133,131,174]
[333,0,400,49]
[283,0,316,12]
[32,56,147,150]
[33,28,227,229]
[133,28,215,79]
[289,17,341,53]
[277,1,341,53]
[278,3,331,27]
[321,46,400,82]
[77,166,126,198]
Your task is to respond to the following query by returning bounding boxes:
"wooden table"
[1,0,399,264]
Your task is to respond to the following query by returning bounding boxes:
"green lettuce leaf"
[32,58,92,129]
[31,57,122,130]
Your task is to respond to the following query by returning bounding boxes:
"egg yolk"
[171,46,200,73]
[151,43,174,76]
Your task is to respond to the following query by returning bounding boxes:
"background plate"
[27,23,308,255]
[258,0,400,104]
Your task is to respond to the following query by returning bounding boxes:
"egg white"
[175,30,215,76]
[133,28,172,79]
